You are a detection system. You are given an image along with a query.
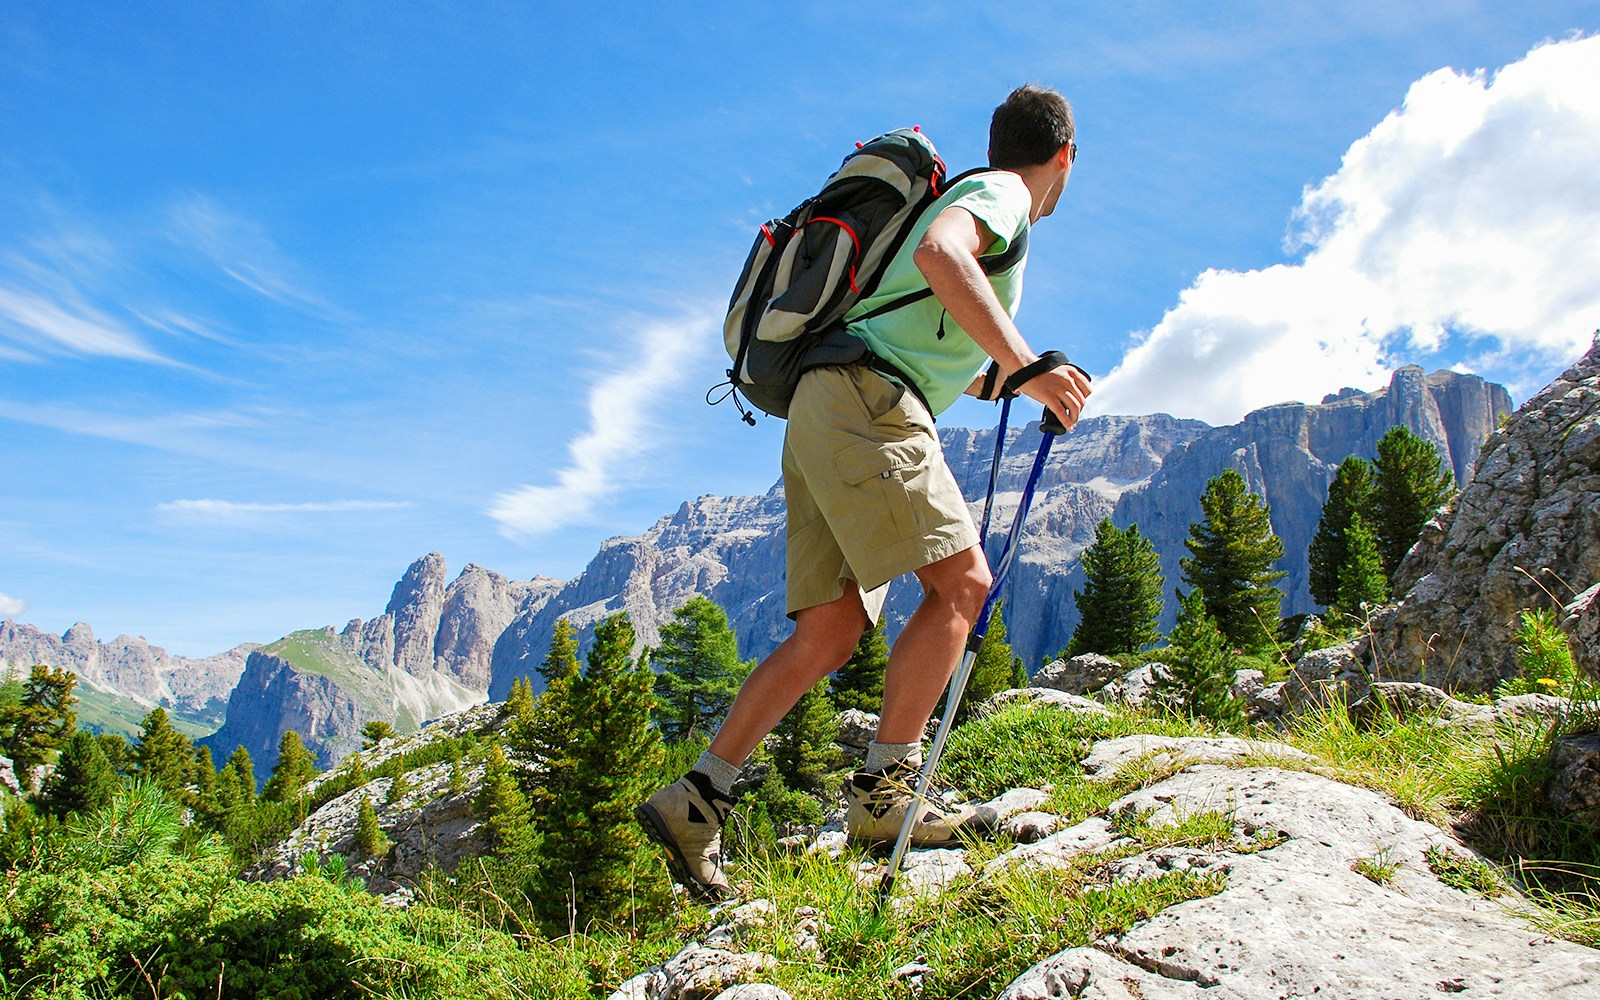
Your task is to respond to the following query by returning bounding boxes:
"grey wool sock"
[864,740,922,773]
[691,750,742,798]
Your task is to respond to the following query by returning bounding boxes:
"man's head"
[989,85,1075,170]
[990,85,1076,221]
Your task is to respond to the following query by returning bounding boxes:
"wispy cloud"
[158,499,414,519]
[167,196,340,317]
[488,312,710,539]
[1092,35,1600,424]
[0,593,26,619]
[0,285,172,364]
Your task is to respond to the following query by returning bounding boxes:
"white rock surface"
[1002,762,1600,998]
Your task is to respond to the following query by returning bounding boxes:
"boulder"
[980,687,1114,717]
[1565,583,1600,681]
[1372,338,1600,690]
[1348,681,1491,726]
[1097,662,1171,710]
[608,944,776,1000]
[0,756,18,797]
[831,709,877,754]
[1031,653,1123,694]
[1547,732,1600,825]
[1283,637,1370,708]
[1248,681,1288,721]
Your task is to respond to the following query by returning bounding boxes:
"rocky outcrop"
[604,727,1599,998]
[0,619,252,731]
[1565,583,1599,681]
[248,703,511,890]
[1372,338,1600,689]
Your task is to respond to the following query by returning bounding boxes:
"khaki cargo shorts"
[782,365,979,623]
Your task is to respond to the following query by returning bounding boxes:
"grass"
[14,632,1600,997]
[1351,846,1404,885]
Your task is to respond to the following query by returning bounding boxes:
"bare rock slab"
[1004,763,1600,998]
[1079,735,1311,779]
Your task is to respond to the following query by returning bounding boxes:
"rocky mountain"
[1079,365,1511,638]
[0,620,253,736]
[204,557,561,774]
[1372,335,1600,689]
[490,366,1510,692]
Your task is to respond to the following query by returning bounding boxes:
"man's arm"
[914,205,1091,428]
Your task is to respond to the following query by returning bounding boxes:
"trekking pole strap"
[1001,350,1086,398]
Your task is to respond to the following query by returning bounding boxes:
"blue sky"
[3,2,1598,656]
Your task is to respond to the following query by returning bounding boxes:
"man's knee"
[918,548,991,622]
[793,588,869,666]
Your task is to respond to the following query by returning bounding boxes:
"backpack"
[714,128,1027,424]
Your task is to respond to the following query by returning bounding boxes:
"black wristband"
[979,361,1007,401]
[1002,350,1074,398]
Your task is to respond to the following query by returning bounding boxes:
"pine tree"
[1180,470,1286,650]
[532,612,666,930]
[220,745,257,806]
[769,678,840,798]
[650,595,744,741]
[1158,588,1245,729]
[1333,512,1390,617]
[0,664,79,786]
[1067,519,1165,656]
[133,707,195,797]
[354,795,390,859]
[831,615,890,713]
[262,730,317,806]
[474,743,537,857]
[538,618,581,690]
[504,676,536,721]
[190,744,219,820]
[39,729,121,818]
[513,619,585,815]
[1373,425,1457,582]
[360,720,397,748]
[98,732,134,777]
[1307,456,1376,608]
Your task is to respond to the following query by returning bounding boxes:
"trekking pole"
[875,406,1069,910]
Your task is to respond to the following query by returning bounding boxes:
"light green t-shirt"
[844,171,1031,415]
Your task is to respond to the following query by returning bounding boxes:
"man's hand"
[1016,363,1092,431]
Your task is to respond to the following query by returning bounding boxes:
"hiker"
[637,85,1092,900]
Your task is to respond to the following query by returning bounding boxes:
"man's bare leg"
[707,583,868,767]
[876,545,991,745]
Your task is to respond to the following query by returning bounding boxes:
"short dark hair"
[989,85,1075,169]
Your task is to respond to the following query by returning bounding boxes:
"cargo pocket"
[836,438,929,542]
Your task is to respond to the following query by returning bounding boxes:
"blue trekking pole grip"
[875,405,1068,910]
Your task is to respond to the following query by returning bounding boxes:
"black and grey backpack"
[713,127,1023,423]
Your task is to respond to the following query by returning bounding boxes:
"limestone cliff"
[0,619,252,735]
[204,557,561,773]
[1106,365,1510,634]
[1371,336,1600,689]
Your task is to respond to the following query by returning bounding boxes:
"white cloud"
[166,196,340,317]
[0,285,171,364]
[488,313,710,538]
[1092,35,1600,424]
[158,499,413,519]
[0,593,26,619]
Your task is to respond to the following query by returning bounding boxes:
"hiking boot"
[844,760,999,847]
[635,771,736,901]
